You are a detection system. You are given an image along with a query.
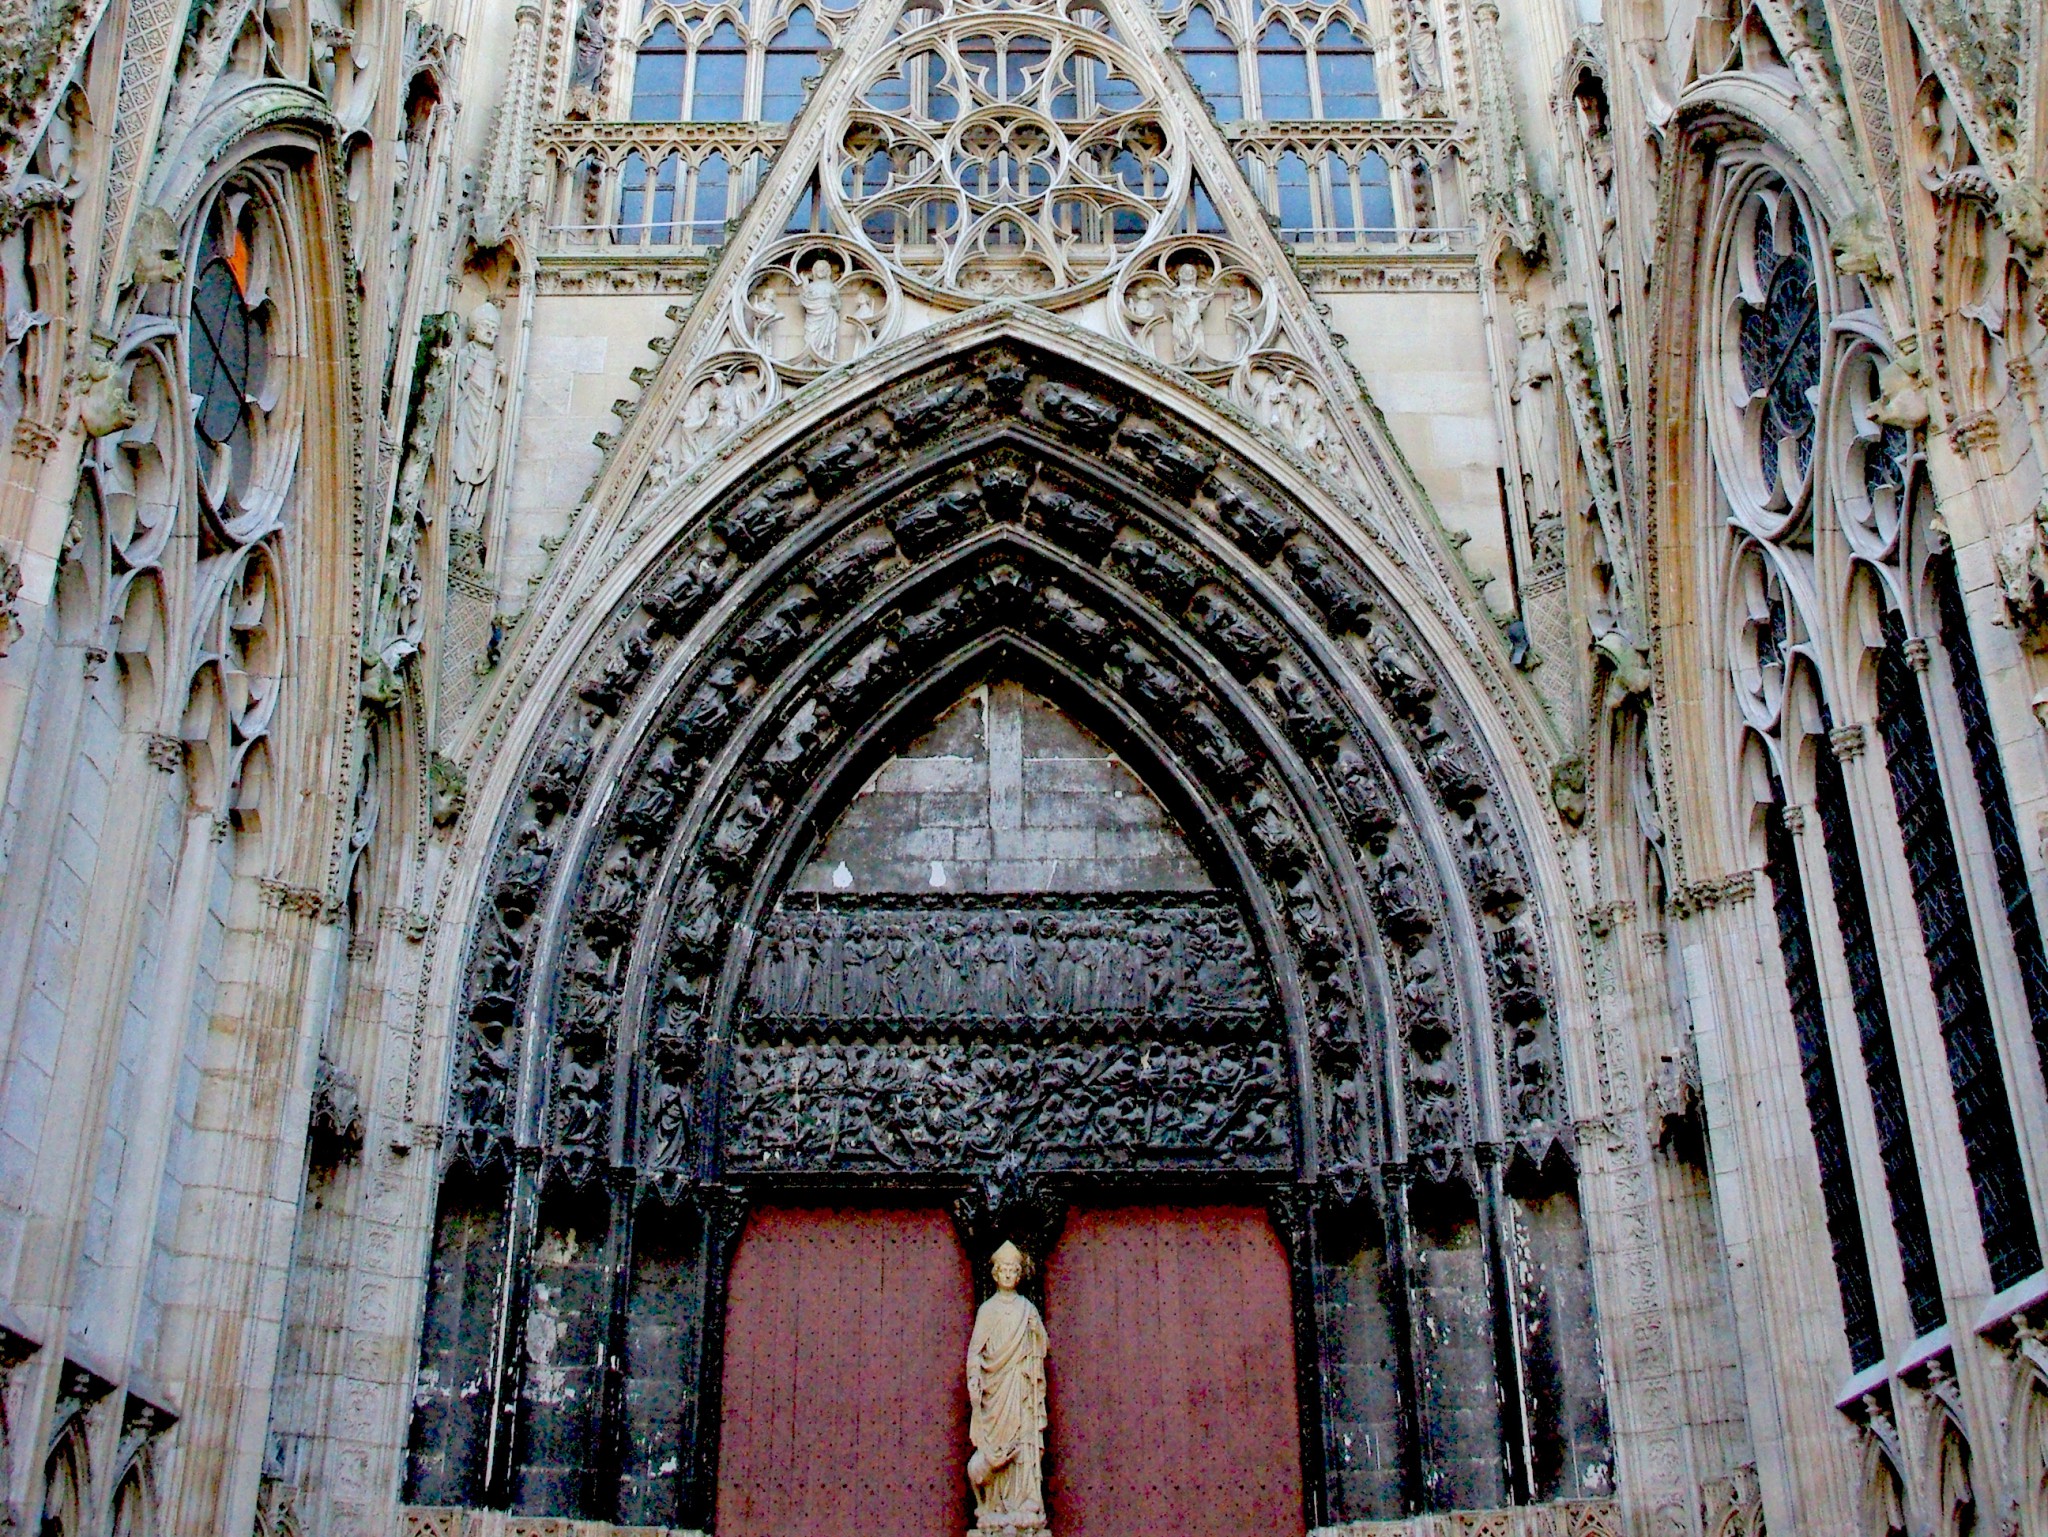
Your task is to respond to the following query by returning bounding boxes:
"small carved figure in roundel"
[1232,350,1353,485]
[741,239,895,374]
[677,353,773,458]
[1116,241,1271,373]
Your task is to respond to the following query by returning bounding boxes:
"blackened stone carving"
[674,662,748,752]
[1183,699,1254,782]
[704,782,778,872]
[1466,814,1525,914]
[819,635,899,715]
[761,699,835,787]
[735,587,820,673]
[1490,921,1544,1023]
[1272,666,1341,757]
[727,1038,1290,1172]
[1366,628,1436,722]
[1119,639,1188,715]
[980,457,1033,520]
[1331,746,1398,843]
[1283,536,1373,632]
[713,468,809,557]
[578,625,656,715]
[888,377,988,441]
[494,822,554,925]
[1421,733,1488,810]
[1036,586,1113,655]
[811,529,899,602]
[1107,529,1200,611]
[742,899,1268,1031]
[1242,789,1308,877]
[643,542,732,638]
[1189,589,1279,678]
[1212,482,1297,562]
[1028,487,1118,561]
[890,484,983,557]
[672,874,725,969]
[557,946,617,1049]
[531,711,600,823]
[1373,850,1432,949]
[1031,383,1122,441]
[583,846,642,950]
[468,918,525,1024]
[552,1054,609,1183]
[618,738,694,853]
[1117,421,1216,492]
[800,423,891,496]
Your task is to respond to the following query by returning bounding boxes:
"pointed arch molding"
[441,334,1574,1202]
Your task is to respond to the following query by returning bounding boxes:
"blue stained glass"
[630,22,687,120]
[763,8,828,119]
[1274,150,1312,238]
[1257,20,1311,118]
[1176,8,1242,121]
[691,21,746,120]
[1358,150,1393,235]
[1738,206,1821,496]
[694,151,730,242]
[1317,20,1378,117]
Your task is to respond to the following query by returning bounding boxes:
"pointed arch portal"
[405,338,1610,1529]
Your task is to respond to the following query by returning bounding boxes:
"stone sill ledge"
[401,1495,1620,1537]
[1311,1499,1622,1536]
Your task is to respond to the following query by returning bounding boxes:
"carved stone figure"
[1508,301,1565,568]
[448,302,506,540]
[966,1243,1048,1534]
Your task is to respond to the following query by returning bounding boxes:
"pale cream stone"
[966,1242,1049,1536]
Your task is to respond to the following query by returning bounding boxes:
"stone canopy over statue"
[966,1242,1049,1534]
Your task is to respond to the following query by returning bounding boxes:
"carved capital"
[1829,724,1867,761]
[144,734,182,773]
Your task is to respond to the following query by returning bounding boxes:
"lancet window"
[1711,157,2045,1367]
[1761,767,1883,1368]
[1165,0,1378,120]
[628,0,838,123]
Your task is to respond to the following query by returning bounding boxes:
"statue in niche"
[801,259,843,360]
[448,301,506,551]
[745,251,886,368]
[1508,300,1564,572]
[966,1242,1048,1534]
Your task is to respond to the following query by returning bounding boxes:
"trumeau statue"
[448,300,506,543]
[966,1242,1049,1535]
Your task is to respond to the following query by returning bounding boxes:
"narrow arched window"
[691,20,747,121]
[1255,20,1310,118]
[763,7,828,119]
[1357,149,1394,237]
[1175,7,1242,122]
[1760,765,1884,1369]
[630,21,687,120]
[616,150,653,243]
[1873,607,2043,1290]
[691,150,731,244]
[1316,19,1377,117]
[1272,150,1312,240]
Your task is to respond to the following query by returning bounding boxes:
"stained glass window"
[630,22,687,120]
[189,197,264,486]
[691,21,747,120]
[1316,19,1377,117]
[1737,199,1822,506]
[1176,7,1242,121]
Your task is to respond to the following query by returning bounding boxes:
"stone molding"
[399,1512,704,1537]
[1311,1498,1623,1535]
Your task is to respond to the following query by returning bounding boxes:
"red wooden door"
[1046,1205,1304,1536]
[717,1206,973,1537]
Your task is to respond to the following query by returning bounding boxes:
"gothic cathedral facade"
[0,0,2044,1531]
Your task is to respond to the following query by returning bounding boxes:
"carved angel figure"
[967,1242,1049,1533]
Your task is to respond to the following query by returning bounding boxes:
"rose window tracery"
[822,2,1187,301]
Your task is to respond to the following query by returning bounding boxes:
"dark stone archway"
[404,341,1609,1528]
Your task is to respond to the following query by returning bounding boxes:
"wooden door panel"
[1046,1204,1303,1536]
[717,1206,973,1537]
